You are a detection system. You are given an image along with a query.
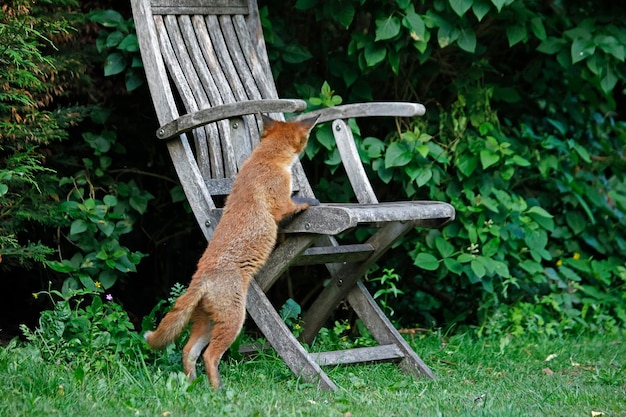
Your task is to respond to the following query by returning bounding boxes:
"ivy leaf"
[449,0,473,17]
[375,16,401,41]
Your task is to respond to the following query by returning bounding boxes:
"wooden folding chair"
[131,0,455,390]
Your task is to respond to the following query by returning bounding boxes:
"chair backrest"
[131,0,314,238]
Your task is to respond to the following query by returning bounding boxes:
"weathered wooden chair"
[131,0,455,390]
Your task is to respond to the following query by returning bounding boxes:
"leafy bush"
[22,286,144,366]
[262,0,626,334]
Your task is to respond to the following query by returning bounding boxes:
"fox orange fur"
[144,115,319,390]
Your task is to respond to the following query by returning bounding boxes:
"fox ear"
[298,115,320,135]
[260,114,277,131]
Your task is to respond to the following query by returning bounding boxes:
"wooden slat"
[175,15,229,178]
[156,98,307,140]
[156,16,218,179]
[311,344,405,367]
[332,119,378,205]
[151,0,248,15]
[347,281,434,378]
[291,243,375,266]
[291,102,426,125]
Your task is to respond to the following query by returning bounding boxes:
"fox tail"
[144,281,204,349]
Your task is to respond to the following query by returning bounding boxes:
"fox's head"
[260,114,319,155]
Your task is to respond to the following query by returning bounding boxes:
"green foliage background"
[1,0,625,338]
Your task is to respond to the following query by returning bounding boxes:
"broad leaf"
[414,253,440,271]
[375,16,401,41]
[449,0,473,17]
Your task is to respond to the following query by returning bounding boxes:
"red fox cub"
[145,115,319,390]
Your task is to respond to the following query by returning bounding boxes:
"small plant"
[370,268,404,317]
[22,284,144,367]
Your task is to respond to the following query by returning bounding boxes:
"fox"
[144,114,319,390]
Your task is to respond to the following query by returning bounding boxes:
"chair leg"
[246,280,338,390]
[299,221,415,344]
[346,280,434,378]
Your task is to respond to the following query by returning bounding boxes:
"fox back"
[144,115,318,390]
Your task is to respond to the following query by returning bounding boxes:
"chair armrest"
[156,99,307,140]
[289,102,425,125]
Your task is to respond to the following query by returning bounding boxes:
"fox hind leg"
[202,305,245,390]
[182,306,213,381]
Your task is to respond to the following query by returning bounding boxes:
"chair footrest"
[291,243,375,266]
[310,344,405,367]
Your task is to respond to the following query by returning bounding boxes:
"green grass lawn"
[1,332,624,416]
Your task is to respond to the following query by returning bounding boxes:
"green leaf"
[104,52,127,76]
[375,16,402,41]
[506,25,527,47]
[98,270,118,289]
[106,31,124,48]
[330,2,355,29]
[449,0,473,17]
[117,34,139,52]
[280,298,302,321]
[282,44,312,63]
[70,219,88,235]
[571,37,596,64]
[526,206,553,219]
[456,28,477,53]
[482,238,500,257]
[566,211,586,235]
[90,10,124,27]
[364,42,386,67]
[525,228,548,250]
[385,142,412,168]
[537,37,566,54]
[480,149,500,169]
[472,0,491,21]
[600,67,618,93]
[435,237,455,258]
[443,257,464,274]
[414,253,440,271]
[125,72,144,92]
[530,17,547,41]
[457,155,478,177]
[471,259,486,278]
[490,0,507,12]
[415,167,432,187]
[403,9,426,41]
[0,184,8,196]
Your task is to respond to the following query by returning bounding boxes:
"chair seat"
[280,201,456,234]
